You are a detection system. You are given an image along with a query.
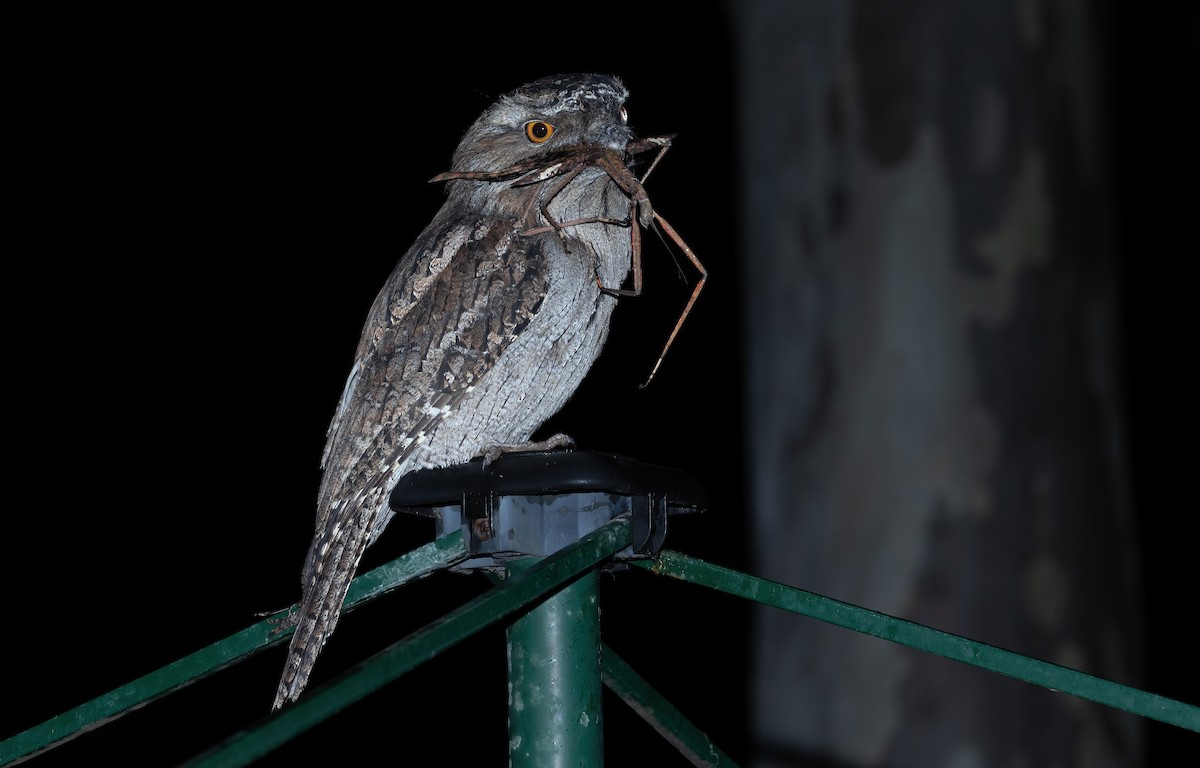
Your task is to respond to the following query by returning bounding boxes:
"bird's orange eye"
[525,121,555,143]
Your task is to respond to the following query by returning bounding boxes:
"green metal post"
[505,557,603,767]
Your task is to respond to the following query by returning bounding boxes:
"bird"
[271,73,665,710]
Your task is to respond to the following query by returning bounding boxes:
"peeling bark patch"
[1024,552,1069,632]
[1017,0,1045,46]
[964,149,1051,326]
[945,742,986,768]
[851,0,925,165]
[970,85,1007,170]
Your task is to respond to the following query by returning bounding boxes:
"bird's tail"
[272,508,373,711]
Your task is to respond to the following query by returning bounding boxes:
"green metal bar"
[601,644,738,767]
[342,529,470,607]
[506,559,603,767]
[633,550,1200,733]
[181,517,633,767]
[0,530,469,766]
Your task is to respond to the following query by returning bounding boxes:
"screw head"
[471,517,493,541]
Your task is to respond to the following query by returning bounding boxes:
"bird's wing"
[274,208,550,709]
[315,208,549,529]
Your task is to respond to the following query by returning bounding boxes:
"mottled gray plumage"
[273,74,643,710]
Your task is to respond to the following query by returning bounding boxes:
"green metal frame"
[2,516,1196,766]
[0,529,472,765]
[505,559,604,766]
[631,551,1199,732]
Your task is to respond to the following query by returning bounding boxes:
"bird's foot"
[479,433,575,465]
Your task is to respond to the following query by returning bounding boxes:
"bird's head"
[451,73,633,174]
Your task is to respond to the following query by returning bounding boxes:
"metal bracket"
[389,450,707,571]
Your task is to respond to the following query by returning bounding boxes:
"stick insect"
[431,134,705,387]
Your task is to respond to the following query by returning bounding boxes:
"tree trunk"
[735,2,1144,765]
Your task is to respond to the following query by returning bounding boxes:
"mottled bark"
[736,2,1142,765]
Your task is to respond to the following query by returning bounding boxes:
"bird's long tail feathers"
[272,507,374,711]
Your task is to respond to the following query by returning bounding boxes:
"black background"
[4,3,1195,765]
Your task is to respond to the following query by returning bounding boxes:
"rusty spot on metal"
[471,517,493,541]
